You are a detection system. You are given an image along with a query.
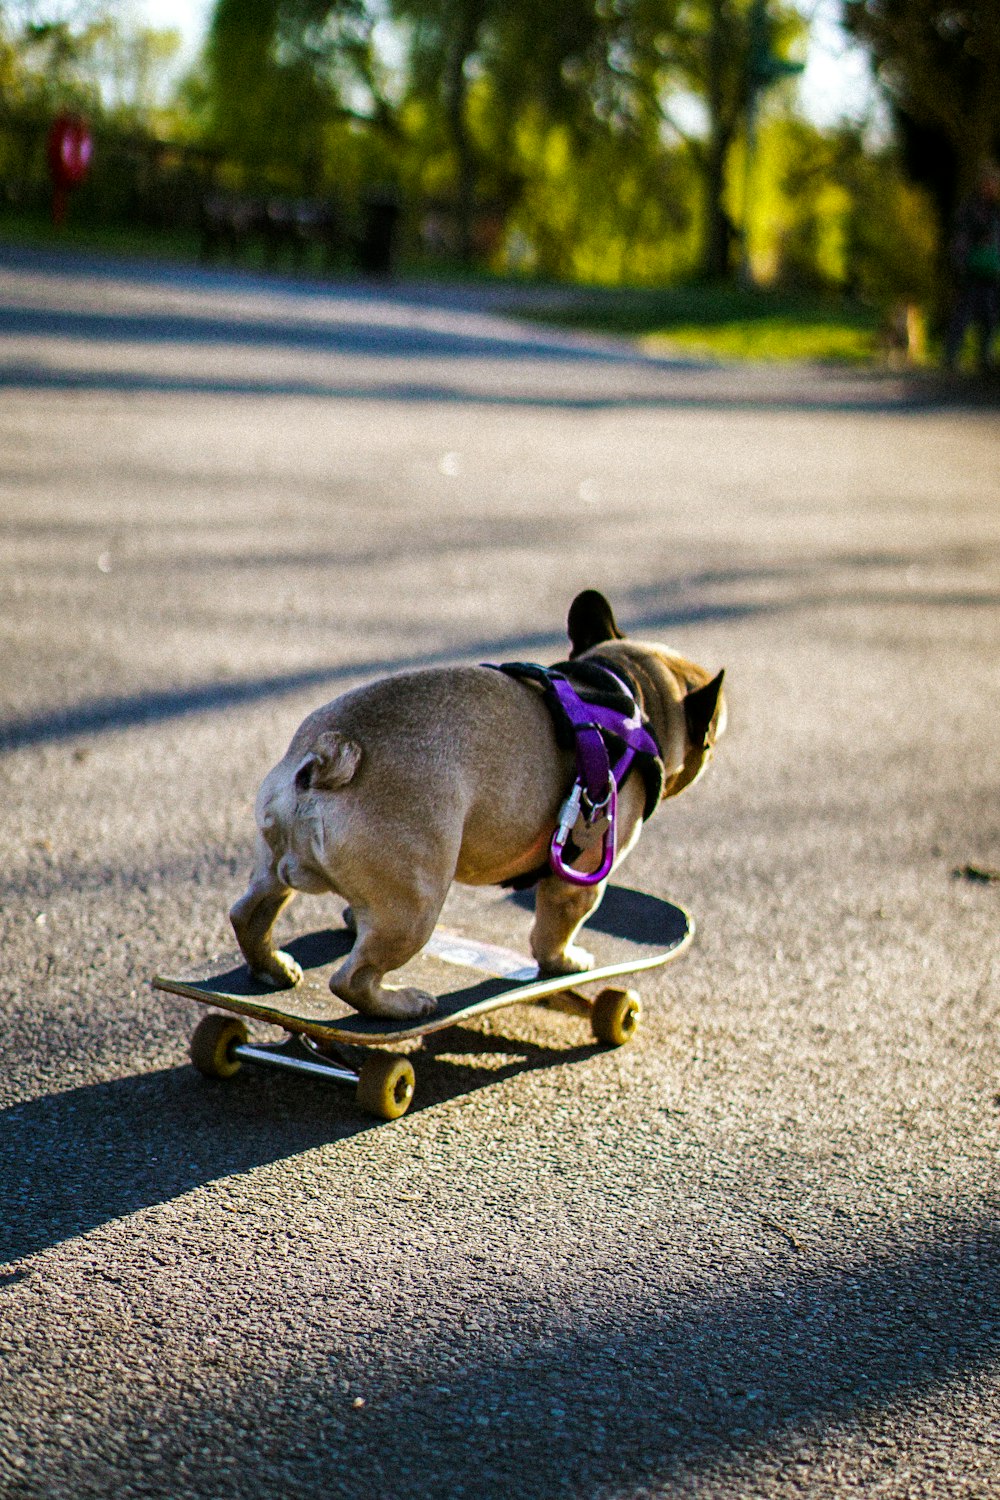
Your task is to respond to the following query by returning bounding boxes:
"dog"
[230,590,725,1019]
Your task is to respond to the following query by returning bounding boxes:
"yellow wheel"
[591,987,641,1047]
[190,1013,248,1079]
[356,1052,415,1120]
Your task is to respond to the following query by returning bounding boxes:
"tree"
[0,2,181,124]
[390,0,609,260]
[752,116,937,299]
[202,0,396,192]
[393,0,485,258]
[389,0,805,276]
[845,0,1000,205]
[597,0,805,279]
[0,1,108,117]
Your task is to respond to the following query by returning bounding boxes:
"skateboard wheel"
[356,1053,415,1120]
[591,987,641,1047]
[190,1013,248,1079]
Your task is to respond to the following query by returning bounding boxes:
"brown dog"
[230,591,725,1019]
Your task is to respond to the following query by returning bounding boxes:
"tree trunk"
[700,0,735,280]
[443,2,482,264]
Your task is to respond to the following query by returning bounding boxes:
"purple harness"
[544,672,660,885]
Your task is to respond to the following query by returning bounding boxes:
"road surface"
[1,245,999,1498]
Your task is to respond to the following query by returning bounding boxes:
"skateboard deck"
[153,884,692,1046]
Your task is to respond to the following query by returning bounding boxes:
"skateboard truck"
[154,885,693,1121]
[189,1013,417,1120]
[186,988,639,1121]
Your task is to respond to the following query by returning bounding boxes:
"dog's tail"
[293,731,362,793]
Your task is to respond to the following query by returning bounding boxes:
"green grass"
[525,283,884,365]
[0,209,204,265]
[643,316,877,363]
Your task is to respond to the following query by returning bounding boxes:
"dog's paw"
[539,944,595,977]
[252,950,303,989]
[337,981,437,1021]
[386,985,438,1021]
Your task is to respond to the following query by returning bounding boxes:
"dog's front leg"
[530,876,605,975]
[230,848,302,988]
[531,773,646,973]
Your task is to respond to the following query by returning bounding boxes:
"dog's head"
[566,589,726,799]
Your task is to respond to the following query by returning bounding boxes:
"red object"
[47,113,93,227]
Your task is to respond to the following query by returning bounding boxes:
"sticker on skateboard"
[152,884,692,1120]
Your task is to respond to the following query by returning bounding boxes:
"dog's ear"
[294,732,362,793]
[567,590,624,658]
[684,671,725,748]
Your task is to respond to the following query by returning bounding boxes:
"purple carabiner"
[549,779,617,886]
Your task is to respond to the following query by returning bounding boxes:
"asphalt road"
[1,244,999,1500]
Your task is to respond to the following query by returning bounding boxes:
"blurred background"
[1,0,997,366]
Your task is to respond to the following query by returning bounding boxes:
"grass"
[642,315,877,363]
[0,208,204,266]
[520,282,884,365]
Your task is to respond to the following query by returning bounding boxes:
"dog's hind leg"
[230,848,302,988]
[530,875,605,975]
[329,887,445,1020]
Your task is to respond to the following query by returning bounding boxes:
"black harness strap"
[492,659,665,890]
[497,658,664,819]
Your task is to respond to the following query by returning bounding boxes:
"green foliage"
[204,0,322,189]
[845,0,1000,193]
[385,0,806,273]
[193,0,399,192]
[483,108,699,283]
[0,0,944,327]
[0,2,182,121]
[0,2,187,220]
[749,118,938,300]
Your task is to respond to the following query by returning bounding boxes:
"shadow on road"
[2,567,996,755]
[356,1214,999,1493]
[11,1174,994,1497]
[0,604,753,753]
[0,360,948,416]
[201,1212,995,1495]
[0,302,654,368]
[0,245,968,414]
[0,1026,597,1266]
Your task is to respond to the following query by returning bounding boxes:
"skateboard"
[152,884,692,1121]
